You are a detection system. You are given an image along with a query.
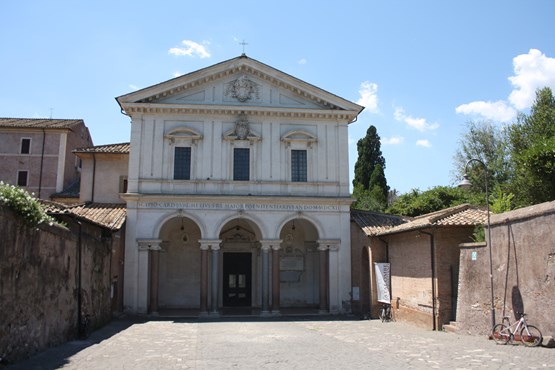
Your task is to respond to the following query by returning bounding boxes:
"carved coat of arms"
[234,113,250,140]
[225,75,259,102]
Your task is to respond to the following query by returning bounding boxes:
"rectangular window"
[17,171,28,186]
[291,150,307,182]
[174,147,191,180]
[119,176,128,193]
[20,138,31,154]
[233,148,250,181]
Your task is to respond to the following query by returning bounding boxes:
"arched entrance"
[156,216,202,312]
[279,218,321,310]
[218,218,261,309]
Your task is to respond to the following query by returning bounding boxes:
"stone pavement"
[6,316,555,369]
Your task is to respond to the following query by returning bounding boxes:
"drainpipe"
[420,230,437,331]
[38,128,46,198]
[75,219,83,337]
[91,153,96,202]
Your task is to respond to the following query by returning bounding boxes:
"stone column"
[271,244,282,315]
[317,244,329,314]
[261,244,270,315]
[328,243,340,314]
[137,239,162,315]
[149,243,162,315]
[210,241,221,316]
[198,240,213,316]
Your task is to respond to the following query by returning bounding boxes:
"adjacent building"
[0,118,93,200]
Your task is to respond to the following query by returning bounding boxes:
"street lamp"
[458,158,496,331]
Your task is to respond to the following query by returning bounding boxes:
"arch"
[153,209,207,239]
[275,212,324,240]
[214,212,265,240]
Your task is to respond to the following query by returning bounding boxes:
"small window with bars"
[233,148,250,181]
[174,147,191,180]
[291,149,307,182]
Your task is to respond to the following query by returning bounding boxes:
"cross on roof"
[239,40,248,55]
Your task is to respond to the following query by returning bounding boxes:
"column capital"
[199,239,222,250]
[260,239,282,250]
[137,239,163,251]
[317,239,341,251]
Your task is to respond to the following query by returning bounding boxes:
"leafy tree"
[0,181,56,226]
[509,87,555,206]
[386,186,476,217]
[452,120,512,195]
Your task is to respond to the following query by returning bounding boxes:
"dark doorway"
[223,253,252,307]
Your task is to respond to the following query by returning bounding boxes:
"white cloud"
[416,139,432,148]
[356,81,379,113]
[382,136,404,145]
[169,40,211,58]
[298,58,307,65]
[455,100,516,123]
[508,49,555,110]
[394,106,439,131]
[129,84,139,91]
[173,72,183,78]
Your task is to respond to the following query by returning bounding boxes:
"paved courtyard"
[8,317,555,369]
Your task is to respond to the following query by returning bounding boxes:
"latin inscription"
[138,202,339,212]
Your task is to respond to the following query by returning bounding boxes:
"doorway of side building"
[223,252,252,307]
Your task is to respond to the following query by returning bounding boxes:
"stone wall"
[456,200,555,337]
[0,207,112,364]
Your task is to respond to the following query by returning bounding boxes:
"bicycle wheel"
[492,324,510,344]
[379,306,386,322]
[520,325,542,347]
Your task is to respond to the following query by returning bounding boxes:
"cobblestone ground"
[8,317,555,369]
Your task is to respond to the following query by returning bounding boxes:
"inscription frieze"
[138,201,339,212]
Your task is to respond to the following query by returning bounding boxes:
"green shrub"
[0,181,56,226]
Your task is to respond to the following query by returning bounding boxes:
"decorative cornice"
[122,103,357,121]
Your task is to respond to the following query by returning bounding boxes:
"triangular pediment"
[116,55,364,121]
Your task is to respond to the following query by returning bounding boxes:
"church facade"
[116,55,363,315]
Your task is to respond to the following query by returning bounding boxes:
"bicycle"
[491,312,542,347]
[378,303,393,322]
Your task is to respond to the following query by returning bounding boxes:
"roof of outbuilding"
[0,117,84,129]
[375,204,487,236]
[351,210,411,236]
[43,201,126,230]
[73,142,130,154]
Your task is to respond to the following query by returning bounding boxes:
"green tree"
[353,125,385,190]
[386,186,475,217]
[509,87,555,206]
[452,120,512,195]
[352,126,389,211]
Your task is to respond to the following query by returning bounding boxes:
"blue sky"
[2,1,554,194]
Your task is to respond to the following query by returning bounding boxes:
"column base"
[199,311,210,318]
[260,310,272,317]
[271,310,281,316]
[209,311,220,317]
[318,309,329,315]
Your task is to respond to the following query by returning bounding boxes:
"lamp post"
[458,158,495,330]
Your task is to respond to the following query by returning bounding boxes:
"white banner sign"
[374,262,391,304]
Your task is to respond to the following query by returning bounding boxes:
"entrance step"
[443,321,460,333]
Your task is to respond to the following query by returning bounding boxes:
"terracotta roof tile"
[43,201,126,230]
[0,117,84,129]
[351,210,410,236]
[375,204,488,236]
[73,142,130,154]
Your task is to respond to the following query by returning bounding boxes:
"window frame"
[20,138,31,154]
[17,170,29,187]
[173,146,192,180]
[291,149,308,182]
[233,147,250,181]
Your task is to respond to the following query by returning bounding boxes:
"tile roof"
[42,201,126,230]
[351,210,411,236]
[0,117,84,129]
[73,142,130,154]
[375,204,488,236]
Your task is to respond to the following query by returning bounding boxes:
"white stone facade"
[117,55,363,315]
